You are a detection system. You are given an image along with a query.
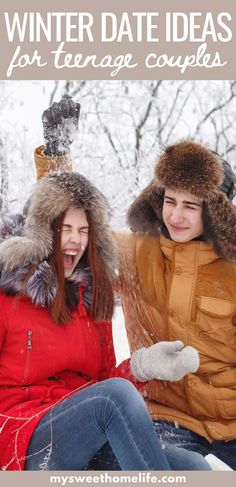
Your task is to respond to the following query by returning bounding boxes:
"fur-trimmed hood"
[0,172,118,280]
[128,140,236,261]
[0,212,92,309]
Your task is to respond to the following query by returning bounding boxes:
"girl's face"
[60,207,89,278]
[162,189,204,243]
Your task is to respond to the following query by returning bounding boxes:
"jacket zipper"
[23,330,33,383]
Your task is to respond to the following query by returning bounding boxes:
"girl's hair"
[46,209,114,324]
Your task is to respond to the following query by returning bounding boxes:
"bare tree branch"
[194,81,236,136]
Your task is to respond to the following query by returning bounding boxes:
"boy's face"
[162,189,204,243]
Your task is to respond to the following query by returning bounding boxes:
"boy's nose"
[170,207,185,222]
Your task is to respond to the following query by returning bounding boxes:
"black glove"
[42,96,81,156]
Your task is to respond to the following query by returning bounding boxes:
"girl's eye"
[61,226,89,235]
[165,200,175,205]
[186,206,197,210]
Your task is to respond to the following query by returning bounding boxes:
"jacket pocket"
[196,296,235,343]
[23,330,33,383]
[215,387,236,419]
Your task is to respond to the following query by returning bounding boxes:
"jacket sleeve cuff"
[130,348,149,382]
[34,145,73,180]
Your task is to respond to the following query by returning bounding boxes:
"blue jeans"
[25,379,210,471]
[152,420,236,470]
[88,418,236,471]
[86,441,210,471]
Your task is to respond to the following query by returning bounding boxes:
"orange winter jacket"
[117,232,236,442]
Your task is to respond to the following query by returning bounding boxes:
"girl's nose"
[69,230,81,244]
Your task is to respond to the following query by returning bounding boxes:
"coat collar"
[0,259,92,310]
[160,235,220,266]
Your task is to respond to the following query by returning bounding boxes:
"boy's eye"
[165,200,175,205]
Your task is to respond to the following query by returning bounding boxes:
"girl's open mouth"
[63,250,79,268]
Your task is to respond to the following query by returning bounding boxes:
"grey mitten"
[130,340,199,382]
[42,96,81,156]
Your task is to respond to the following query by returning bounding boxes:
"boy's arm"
[35,96,80,179]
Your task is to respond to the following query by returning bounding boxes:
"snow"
[112,305,130,366]
[205,455,233,471]
[0,80,236,224]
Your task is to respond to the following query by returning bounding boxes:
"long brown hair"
[47,209,114,324]
[86,212,114,322]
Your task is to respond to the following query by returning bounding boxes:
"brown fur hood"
[0,172,118,279]
[128,140,236,261]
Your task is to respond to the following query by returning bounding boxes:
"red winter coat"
[0,290,134,470]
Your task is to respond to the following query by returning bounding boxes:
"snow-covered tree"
[0,80,236,227]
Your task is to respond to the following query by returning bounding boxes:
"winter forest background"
[0,79,236,367]
[0,80,236,228]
